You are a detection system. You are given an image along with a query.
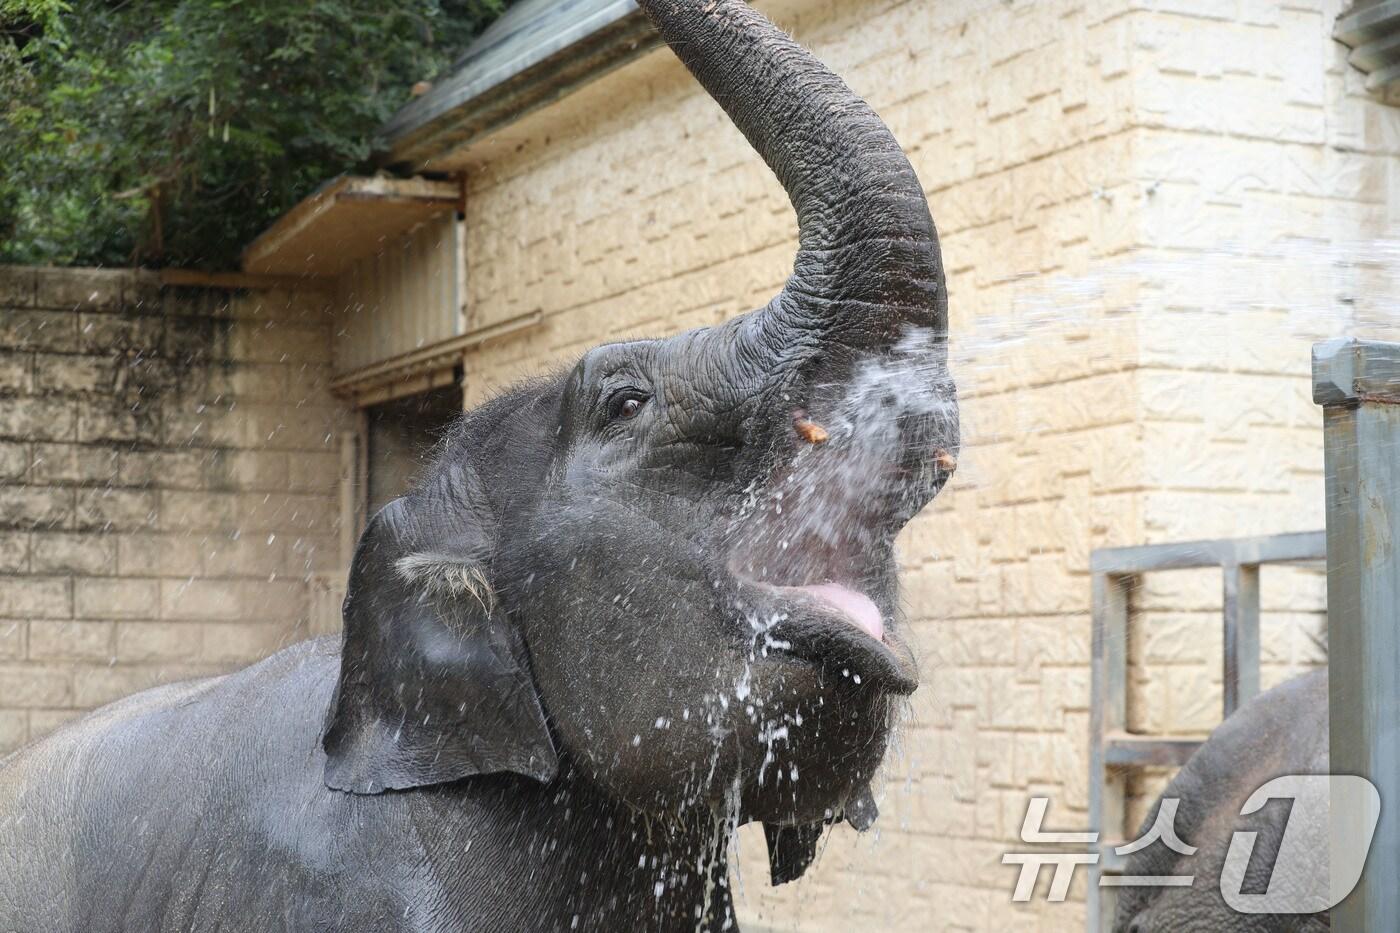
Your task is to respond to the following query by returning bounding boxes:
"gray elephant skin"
[1113,671,1330,933]
[0,1,959,930]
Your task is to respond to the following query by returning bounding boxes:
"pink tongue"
[796,584,884,643]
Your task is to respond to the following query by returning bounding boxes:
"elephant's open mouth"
[722,436,925,692]
[780,583,883,641]
[723,446,922,693]
[732,574,918,695]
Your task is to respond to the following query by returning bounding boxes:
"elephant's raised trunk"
[637,0,946,340]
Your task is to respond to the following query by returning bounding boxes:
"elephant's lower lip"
[738,580,918,695]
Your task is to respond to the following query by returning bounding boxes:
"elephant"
[0,1,957,930]
[1112,671,1330,932]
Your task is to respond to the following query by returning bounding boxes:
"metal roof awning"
[375,0,658,169]
[242,175,461,278]
[329,309,543,406]
[1335,1,1400,93]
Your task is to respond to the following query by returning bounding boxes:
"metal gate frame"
[1314,337,1400,931]
[1086,530,1327,931]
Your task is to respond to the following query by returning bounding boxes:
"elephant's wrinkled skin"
[1112,671,1330,933]
[0,1,957,930]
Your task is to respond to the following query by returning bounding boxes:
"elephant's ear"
[321,464,558,794]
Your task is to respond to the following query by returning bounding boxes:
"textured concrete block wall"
[0,266,346,755]
[444,0,1393,929]
[1127,0,1355,732]
[1122,0,1395,827]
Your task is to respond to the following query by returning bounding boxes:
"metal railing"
[1080,337,1399,931]
[1086,530,1327,932]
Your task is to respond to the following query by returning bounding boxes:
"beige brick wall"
[1122,0,1396,833]
[437,0,1397,929]
[0,266,347,754]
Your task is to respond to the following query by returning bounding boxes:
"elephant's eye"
[608,391,649,422]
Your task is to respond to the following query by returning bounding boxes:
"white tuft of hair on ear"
[394,552,495,612]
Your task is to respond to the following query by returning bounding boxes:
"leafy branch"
[0,0,508,269]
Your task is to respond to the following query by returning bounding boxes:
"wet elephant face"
[503,324,957,822]
[322,0,958,867]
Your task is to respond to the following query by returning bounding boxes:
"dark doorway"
[365,383,463,516]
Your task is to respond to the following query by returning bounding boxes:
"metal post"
[1222,561,1261,718]
[1313,337,1400,932]
[1088,571,1130,932]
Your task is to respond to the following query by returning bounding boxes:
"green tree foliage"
[0,0,507,269]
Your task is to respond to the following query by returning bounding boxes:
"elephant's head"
[322,0,956,879]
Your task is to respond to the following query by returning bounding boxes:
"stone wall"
[441,0,1394,929]
[0,266,346,755]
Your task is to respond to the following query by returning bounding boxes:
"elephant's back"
[0,636,406,932]
[1111,670,1329,932]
